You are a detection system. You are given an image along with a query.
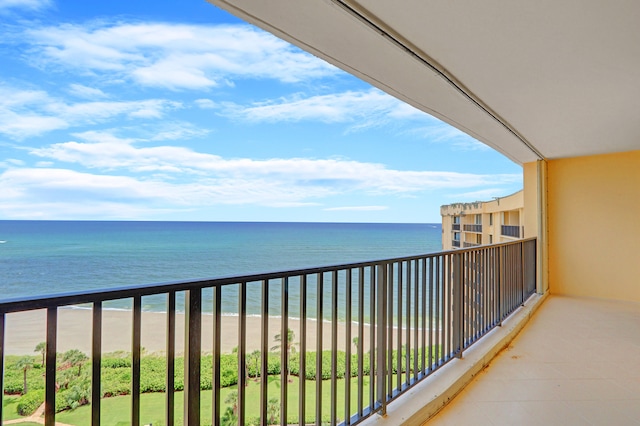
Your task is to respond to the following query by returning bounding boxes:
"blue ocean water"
[0,221,442,319]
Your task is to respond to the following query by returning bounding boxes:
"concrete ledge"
[361,291,549,426]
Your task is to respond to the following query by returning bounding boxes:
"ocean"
[0,221,442,319]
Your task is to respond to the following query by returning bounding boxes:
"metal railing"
[463,224,482,233]
[463,242,480,248]
[0,239,536,426]
[501,225,521,238]
[452,240,461,248]
[451,224,460,231]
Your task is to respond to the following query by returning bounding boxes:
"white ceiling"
[208,0,640,164]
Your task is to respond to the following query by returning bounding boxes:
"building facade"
[441,190,524,250]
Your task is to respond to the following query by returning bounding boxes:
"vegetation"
[16,389,44,416]
[15,356,34,395]
[271,328,297,382]
[34,341,46,367]
[3,340,440,425]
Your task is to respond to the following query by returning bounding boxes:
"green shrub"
[16,389,44,416]
[101,357,131,369]
[55,378,90,413]
[101,367,132,397]
[267,353,281,375]
[140,356,168,393]
[289,350,339,380]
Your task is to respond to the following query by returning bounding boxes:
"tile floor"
[427,295,640,425]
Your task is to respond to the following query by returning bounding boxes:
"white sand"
[3,308,375,356]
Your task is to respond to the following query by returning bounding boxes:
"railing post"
[376,263,387,416]
[132,296,142,426]
[238,282,247,426]
[0,312,4,423]
[91,302,102,426]
[280,277,289,426]
[166,292,176,426]
[212,286,222,426]
[497,245,504,326]
[452,252,464,358]
[520,241,526,306]
[45,307,57,426]
[184,288,201,426]
[259,280,269,425]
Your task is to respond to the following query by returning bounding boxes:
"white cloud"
[146,123,210,141]
[195,98,216,109]
[0,167,336,218]
[0,158,26,168]
[0,84,181,139]
[0,0,50,11]
[217,89,416,127]
[324,206,388,211]
[447,188,514,201]
[0,113,67,139]
[29,131,520,195]
[68,84,108,99]
[1,128,521,219]
[20,22,338,90]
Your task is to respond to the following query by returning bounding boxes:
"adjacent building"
[441,190,523,250]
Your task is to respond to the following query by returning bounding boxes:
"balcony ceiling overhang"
[208,0,640,164]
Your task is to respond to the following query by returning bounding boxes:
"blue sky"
[0,0,522,223]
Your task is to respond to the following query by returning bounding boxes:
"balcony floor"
[428,295,640,425]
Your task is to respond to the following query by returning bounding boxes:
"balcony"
[452,240,461,248]
[463,242,480,248]
[428,295,640,424]
[501,225,521,238]
[463,224,482,233]
[0,240,535,426]
[451,224,460,231]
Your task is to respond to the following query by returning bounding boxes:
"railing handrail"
[0,238,537,314]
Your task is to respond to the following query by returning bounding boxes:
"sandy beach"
[3,308,374,356]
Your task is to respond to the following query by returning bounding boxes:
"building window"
[453,216,460,224]
[489,234,493,244]
[489,213,493,226]
[453,232,460,241]
[475,214,482,225]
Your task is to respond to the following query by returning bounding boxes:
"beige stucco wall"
[523,160,548,293]
[441,213,452,249]
[523,162,539,239]
[547,150,640,301]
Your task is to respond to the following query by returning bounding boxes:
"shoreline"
[3,308,377,356]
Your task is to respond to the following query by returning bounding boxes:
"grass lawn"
[2,395,22,421]
[57,374,375,425]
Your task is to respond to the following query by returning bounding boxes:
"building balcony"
[452,240,461,247]
[462,242,480,248]
[452,224,460,231]
[501,225,521,238]
[426,295,640,425]
[0,239,536,426]
[463,224,482,233]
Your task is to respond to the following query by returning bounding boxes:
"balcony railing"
[452,224,460,231]
[501,225,521,238]
[452,240,461,248]
[463,224,482,233]
[463,242,480,248]
[0,239,536,426]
